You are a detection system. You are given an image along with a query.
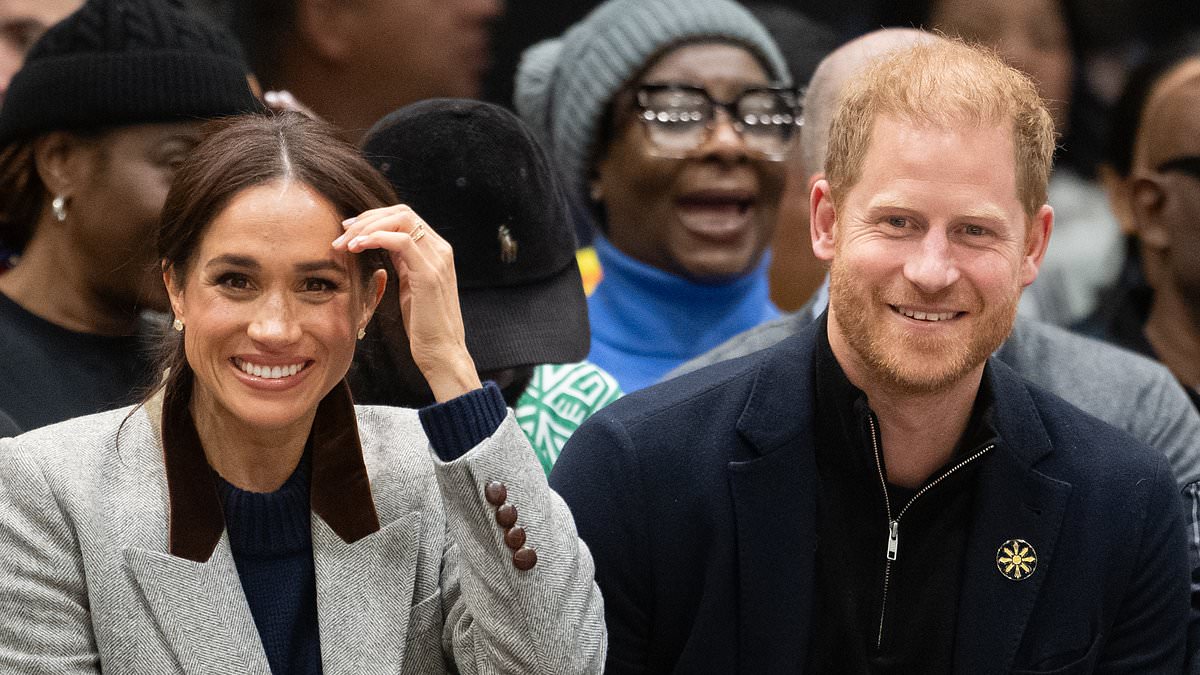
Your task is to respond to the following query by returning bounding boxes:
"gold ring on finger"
[411,224,427,242]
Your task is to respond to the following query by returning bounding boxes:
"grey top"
[0,399,605,674]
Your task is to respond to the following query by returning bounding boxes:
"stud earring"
[172,318,184,332]
[357,327,366,340]
[51,195,67,222]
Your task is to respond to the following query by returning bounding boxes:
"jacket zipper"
[868,413,994,649]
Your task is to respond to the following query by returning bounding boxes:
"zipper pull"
[886,520,899,561]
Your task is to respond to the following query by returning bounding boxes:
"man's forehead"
[1138,60,1200,166]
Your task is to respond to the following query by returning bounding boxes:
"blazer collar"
[161,372,380,562]
[735,314,824,456]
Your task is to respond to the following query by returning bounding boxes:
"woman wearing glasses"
[515,0,796,391]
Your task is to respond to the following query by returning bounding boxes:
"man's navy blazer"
[551,317,1188,674]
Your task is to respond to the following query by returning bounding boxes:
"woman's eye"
[217,273,251,290]
[303,278,337,293]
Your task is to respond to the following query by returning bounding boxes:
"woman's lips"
[674,193,756,242]
[229,357,314,391]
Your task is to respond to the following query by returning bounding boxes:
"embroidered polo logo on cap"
[498,225,518,263]
[996,539,1037,580]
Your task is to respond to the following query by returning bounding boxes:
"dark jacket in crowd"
[551,316,1189,673]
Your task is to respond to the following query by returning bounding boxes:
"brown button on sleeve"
[513,546,538,571]
[484,481,507,506]
[495,503,518,528]
[504,526,526,550]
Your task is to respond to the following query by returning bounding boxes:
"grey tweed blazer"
[0,398,605,674]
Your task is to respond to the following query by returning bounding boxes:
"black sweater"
[806,328,998,673]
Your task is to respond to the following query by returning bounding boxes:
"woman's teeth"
[234,358,305,379]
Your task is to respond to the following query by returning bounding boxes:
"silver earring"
[173,318,184,332]
[51,195,67,222]
[357,327,366,340]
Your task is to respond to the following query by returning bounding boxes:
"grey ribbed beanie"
[514,0,790,209]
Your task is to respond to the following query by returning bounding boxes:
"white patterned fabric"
[516,361,622,475]
[0,400,605,674]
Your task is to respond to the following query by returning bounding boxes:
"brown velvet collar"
[161,373,381,562]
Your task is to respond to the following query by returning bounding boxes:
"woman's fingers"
[332,204,425,250]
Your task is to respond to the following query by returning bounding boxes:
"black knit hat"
[363,99,589,371]
[0,0,260,145]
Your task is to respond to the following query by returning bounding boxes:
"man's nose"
[902,229,960,293]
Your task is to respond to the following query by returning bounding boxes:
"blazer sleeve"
[550,411,654,675]
[1098,453,1190,672]
[430,413,605,674]
[0,437,100,674]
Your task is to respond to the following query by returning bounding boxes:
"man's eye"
[887,216,909,228]
[964,224,988,236]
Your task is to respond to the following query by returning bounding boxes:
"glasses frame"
[633,82,802,161]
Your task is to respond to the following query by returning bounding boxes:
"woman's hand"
[333,205,482,402]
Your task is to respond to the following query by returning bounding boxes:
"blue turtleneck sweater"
[587,236,780,392]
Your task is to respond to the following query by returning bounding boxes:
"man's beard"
[828,256,1019,395]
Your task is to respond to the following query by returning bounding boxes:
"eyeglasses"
[1156,156,1200,180]
[634,83,801,161]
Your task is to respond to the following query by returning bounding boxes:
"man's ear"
[1130,175,1170,251]
[810,178,837,262]
[1020,204,1054,287]
[294,0,355,63]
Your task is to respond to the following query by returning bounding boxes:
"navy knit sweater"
[215,383,506,674]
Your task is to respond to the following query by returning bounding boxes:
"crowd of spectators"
[1,0,1200,671]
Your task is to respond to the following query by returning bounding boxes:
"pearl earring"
[172,318,184,332]
[51,195,67,222]
[357,327,366,340]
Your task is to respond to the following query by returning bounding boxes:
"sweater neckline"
[588,235,779,359]
[215,451,313,557]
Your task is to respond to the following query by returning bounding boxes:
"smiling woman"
[516,0,796,392]
[0,112,605,674]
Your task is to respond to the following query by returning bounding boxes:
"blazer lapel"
[728,328,822,674]
[953,364,1072,674]
[313,512,423,675]
[123,535,270,675]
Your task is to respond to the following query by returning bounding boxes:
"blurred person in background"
[0,0,258,432]
[1083,43,1200,408]
[229,0,503,144]
[515,0,795,392]
[737,2,844,312]
[916,0,1124,327]
[353,99,622,475]
[0,0,81,107]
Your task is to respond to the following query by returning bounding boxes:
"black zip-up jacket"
[807,329,998,673]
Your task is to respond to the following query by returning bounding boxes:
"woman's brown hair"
[147,111,397,406]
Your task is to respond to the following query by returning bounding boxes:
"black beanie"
[0,0,260,145]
